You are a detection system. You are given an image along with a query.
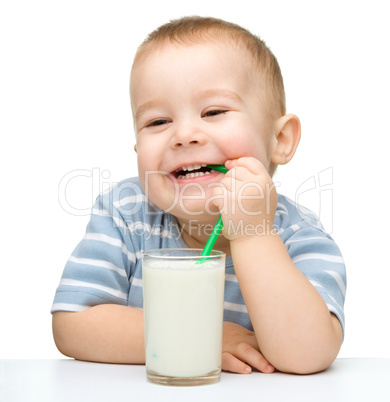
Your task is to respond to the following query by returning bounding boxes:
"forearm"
[231,234,342,374]
[52,304,145,364]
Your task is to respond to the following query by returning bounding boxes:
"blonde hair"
[131,16,286,119]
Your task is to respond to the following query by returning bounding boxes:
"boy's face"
[131,42,277,223]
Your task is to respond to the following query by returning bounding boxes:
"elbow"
[53,337,73,359]
[52,312,77,359]
[272,343,341,375]
[272,315,343,374]
[278,354,337,375]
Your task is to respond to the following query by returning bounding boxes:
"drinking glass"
[142,248,225,386]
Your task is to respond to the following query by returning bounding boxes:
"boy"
[52,16,346,374]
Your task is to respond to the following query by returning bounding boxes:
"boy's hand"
[211,157,278,241]
[222,321,274,374]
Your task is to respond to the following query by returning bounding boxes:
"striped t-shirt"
[51,177,346,337]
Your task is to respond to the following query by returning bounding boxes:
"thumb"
[209,184,227,212]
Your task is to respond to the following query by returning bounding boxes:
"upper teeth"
[176,164,206,172]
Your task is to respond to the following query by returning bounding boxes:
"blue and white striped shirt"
[51,177,346,337]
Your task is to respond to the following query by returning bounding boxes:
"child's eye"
[203,110,228,118]
[146,119,170,127]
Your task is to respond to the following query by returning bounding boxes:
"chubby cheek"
[136,148,178,211]
[136,147,157,193]
[138,171,176,212]
[221,129,269,166]
[136,140,162,181]
[136,153,148,188]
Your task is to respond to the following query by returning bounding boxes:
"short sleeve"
[51,194,136,313]
[285,226,347,339]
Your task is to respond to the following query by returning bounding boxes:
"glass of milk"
[142,248,225,386]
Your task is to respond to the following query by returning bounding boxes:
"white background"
[1,0,389,359]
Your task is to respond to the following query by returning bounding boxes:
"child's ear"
[271,114,301,165]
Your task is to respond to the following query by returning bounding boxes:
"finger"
[235,343,275,374]
[222,352,252,374]
[211,176,235,193]
[210,184,226,210]
[226,157,266,175]
[224,166,260,183]
[210,182,234,214]
[226,166,258,183]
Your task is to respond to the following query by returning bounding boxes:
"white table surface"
[1,358,389,402]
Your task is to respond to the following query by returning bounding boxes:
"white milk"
[143,258,225,378]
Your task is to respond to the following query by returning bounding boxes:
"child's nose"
[173,138,200,148]
[170,125,207,149]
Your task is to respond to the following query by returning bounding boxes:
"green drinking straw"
[196,164,227,264]
[199,215,224,257]
[206,164,228,174]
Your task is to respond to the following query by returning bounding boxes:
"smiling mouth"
[172,164,216,179]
